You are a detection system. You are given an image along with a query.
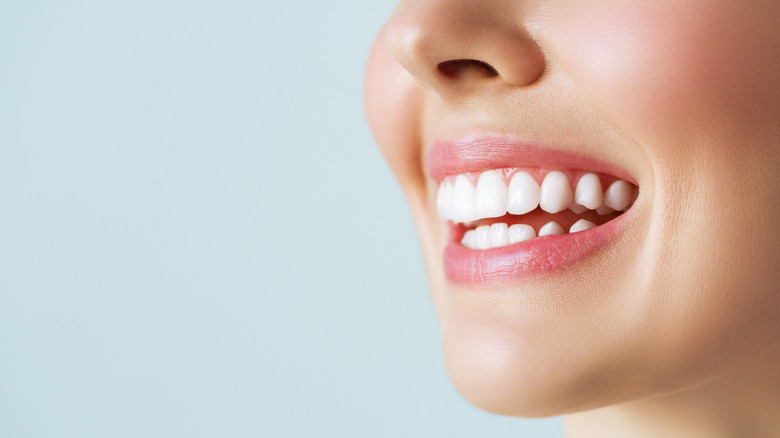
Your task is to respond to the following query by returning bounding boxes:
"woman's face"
[364,0,780,416]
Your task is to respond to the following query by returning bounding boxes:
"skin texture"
[364,0,780,436]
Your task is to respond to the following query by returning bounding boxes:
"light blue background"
[0,1,562,436]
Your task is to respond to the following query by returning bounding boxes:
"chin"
[365,0,780,422]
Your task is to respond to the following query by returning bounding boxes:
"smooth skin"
[364,1,780,437]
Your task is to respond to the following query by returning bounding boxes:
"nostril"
[437,59,500,79]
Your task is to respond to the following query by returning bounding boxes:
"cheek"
[364,29,426,189]
[546,0,780,146]
[536,0,780,398]
[546,0,780,314]
[364,30,451,321]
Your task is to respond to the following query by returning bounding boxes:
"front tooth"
[475,170,508,219]
[436,180,454,221]
[575,173,603,210]
[507,171,540,215]
[569,219,597,233]
[508,224,536,243]
[489,223,509,247]
[475,225,491,250]
[539,171,574,213]
[604,180,634,211]
[461,229,477,249]
[452,174,477,223]
[538,221,565,236]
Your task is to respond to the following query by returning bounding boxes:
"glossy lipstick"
[427,135,636,286]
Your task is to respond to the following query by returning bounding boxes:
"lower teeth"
[461,219,597,250]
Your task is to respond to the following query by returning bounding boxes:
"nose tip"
[386,1,546,95]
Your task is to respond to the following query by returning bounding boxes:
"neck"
[564,357,780,438]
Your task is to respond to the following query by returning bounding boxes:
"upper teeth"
[539,171,573,214]
[437,169,636,224]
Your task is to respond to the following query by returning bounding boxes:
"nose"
[385,0,546,96]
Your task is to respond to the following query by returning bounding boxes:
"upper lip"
[425,133,637,185]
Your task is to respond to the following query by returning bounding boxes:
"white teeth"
[438,170,636,226]
[489,223,509,247]
[475,170,508,219]
[538,221,565,236]
[452,174,477,223]
[539,171,574,214]
[604,180,634,211]
[461,229,476,248]
[508,224,536,243]
[475,225,491,250]
[507,171,540,215]
[575,173,603,210]
[460,219,600,249]
[436,179,454,221]
[460,222,536,249]
[569,219,597,233]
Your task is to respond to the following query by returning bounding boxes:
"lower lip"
[443,212,631,286]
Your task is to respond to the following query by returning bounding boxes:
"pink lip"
[426,134,636,184]
[443,212,630,285]
[428,134,636,286]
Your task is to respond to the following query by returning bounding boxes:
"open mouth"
[437,168,637,250]
[427,135,639,284]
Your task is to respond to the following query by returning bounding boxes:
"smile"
[438,169,636,250]
[428,135,639,285]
